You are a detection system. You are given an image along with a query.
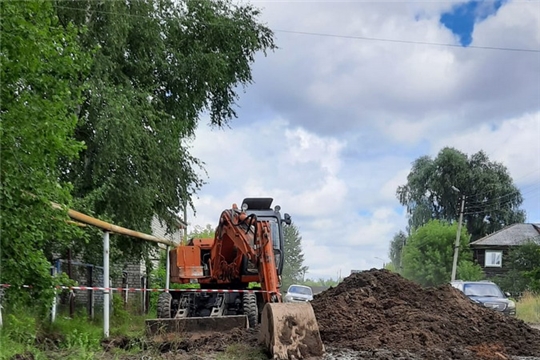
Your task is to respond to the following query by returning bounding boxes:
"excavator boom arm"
[210,204,280,301]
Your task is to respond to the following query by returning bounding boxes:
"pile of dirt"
[311,269,540,359]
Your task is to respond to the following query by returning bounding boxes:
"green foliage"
[389,230,407,272]
[384,262,397,272]
[396,147,525,241]
[402,220,483,287]
[55,0,277,265]
[0,0,90,308]
[281,222,308,290]
[456,260,484,281]
[189,224,216,240]
[493,240,540,295]
[0,306,145,359]
[303,278,341,288]
[216,344,267,360]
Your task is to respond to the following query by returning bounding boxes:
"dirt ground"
[140,269,540,360]
[13,270,540,360]
[311,269,540,360]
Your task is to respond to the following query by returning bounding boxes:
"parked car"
[450,280,516,316]
[283,284,314,303]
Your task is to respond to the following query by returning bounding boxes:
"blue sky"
[441,0,505,46]
[186,0,540,279]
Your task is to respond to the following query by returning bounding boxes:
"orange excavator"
[145,198,324,359]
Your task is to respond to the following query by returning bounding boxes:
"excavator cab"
[145,197,324,359]
[240,197,288,280]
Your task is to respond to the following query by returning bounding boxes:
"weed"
[516,291,540,324]
[215,344,267,360]
[2,313,38,346]
[0,304,151,360]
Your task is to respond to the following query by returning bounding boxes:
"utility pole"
[399,235,406,274]
[451,190,466,281]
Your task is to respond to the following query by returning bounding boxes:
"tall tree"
[282,222,308,290]
[388,231,407,272]
[397,147,525,241]
[0,0,90,306]
[402,220,483,287]
[54,0,276,263]
[494,240,540,295]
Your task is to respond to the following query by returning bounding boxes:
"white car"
[283,284,313,303]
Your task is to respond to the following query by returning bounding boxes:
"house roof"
[470,223,540,247]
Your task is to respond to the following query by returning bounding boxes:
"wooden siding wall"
[472,248,510,278]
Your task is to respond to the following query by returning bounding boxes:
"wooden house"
[469,223,540,278]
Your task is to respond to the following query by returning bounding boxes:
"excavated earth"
[125,269,540,359]
[27,269,540,360]
[311,269,540,360]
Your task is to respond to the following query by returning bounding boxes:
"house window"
[485,250,502,267]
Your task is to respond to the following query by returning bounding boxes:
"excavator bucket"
[145,315,249,336]
[259,302,325,360]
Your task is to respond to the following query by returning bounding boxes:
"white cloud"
[240,0,539,139]
[430,111,540,186]
[181,0,539,279]
[186,120,408,277]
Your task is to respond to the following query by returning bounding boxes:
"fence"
[0,201,179,337]
[53,259,152,319]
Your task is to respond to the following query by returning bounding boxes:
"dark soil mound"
[311,269,540,359]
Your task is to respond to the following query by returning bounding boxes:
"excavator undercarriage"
[145,198,324,359]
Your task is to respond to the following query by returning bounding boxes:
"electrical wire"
[451,169,540,208]
[465,183,539,209]
[52,4,540,53]
[273,29,540,53]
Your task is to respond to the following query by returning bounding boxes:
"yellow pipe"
[51,202,177,247]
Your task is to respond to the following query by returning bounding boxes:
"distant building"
[470,223,540,278]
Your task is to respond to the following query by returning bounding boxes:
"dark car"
[450,280,516,316]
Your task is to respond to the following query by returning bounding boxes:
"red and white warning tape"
[0,284,275,294]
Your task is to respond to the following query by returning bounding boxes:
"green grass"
[215,344,267,360]
[0,299,265,360]
[516,292,540,324]
[0,296,149,360]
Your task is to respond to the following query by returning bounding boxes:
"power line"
[273,29,540,53]
[464,186,540,216]
[466,181,540,207]
[52,4,540,53]
[455,168,540,206]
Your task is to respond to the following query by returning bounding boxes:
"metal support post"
[141,276,147,315]
[123,271,128,309]
[165,245,170,292]
[51,266,57,323]
[451,194,466,281]
[67,248,74,318]
[88,265,94,320]
[103,231,110,338]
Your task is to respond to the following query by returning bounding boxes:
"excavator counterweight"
[145,198,324,359]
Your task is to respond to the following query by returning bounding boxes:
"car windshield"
[463,283,504,297]
[288,286,312,296]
